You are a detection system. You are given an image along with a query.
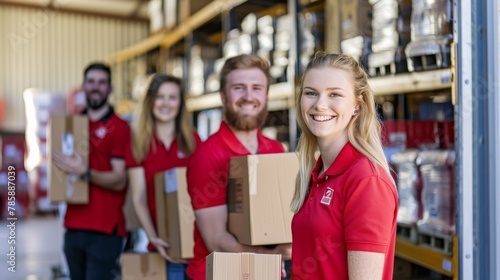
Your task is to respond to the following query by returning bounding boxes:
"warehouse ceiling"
[0,0,150,21]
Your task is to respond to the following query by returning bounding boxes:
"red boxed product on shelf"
[438,120,455,148]
[381,121,407,147]
[0,134,26,170]
[405,121,438,149]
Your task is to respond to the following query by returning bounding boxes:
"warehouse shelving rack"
[107,1,459,278]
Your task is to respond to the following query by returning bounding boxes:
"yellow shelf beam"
[369,68,453,96]
[107,32,166,64]
[160,0,247,49]
[396,238,454,277]
[185,82,294,112]
[106,0,247,64]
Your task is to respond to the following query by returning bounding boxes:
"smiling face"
[83,69,112,109]
[221,67,268,131]
[153,82,181,124]
[300,67,359,143]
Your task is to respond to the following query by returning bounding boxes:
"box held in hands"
[154,167,195,259]
[228,153,298,246]
[48,116,88,204]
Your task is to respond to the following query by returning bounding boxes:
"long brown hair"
[131,74,196,162]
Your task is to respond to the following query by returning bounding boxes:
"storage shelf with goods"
[396,236,458,279]
[106,0,298,147]
[369,68,452,96]
[361,0,457,277]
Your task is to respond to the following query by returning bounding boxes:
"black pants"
[64,229,123,280]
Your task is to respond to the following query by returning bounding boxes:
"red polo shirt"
[186,121,285,280]
[125,132,201,250]
[64,108,131,237]
[291,142,398,280]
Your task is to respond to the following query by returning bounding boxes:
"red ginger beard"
[223,98,269,131]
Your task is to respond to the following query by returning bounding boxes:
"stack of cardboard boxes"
[121,152,298,279]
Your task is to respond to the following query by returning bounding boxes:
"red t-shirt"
[291,142,398,280]
[64,108,131,237]
[186,121,285,280]
[125,132,201,250]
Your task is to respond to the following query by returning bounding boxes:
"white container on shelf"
[417,149,455,236]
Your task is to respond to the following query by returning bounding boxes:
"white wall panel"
[0,6,148,132]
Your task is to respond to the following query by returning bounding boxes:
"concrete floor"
[0,214,67,280]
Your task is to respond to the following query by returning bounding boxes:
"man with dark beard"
[185,55,292,280]
[52,62,130,280]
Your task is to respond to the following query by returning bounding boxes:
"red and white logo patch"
[320,187,334,205]
[95,127,107,139]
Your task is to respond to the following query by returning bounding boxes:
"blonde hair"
[291,52,392,213]
[131,74,196,162]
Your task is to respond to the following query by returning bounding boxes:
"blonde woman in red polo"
[291,53,398,280]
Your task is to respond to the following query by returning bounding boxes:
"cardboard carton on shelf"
[121,253,166,280]
[154,167,195,259]
[206,252,281,280]
[47,116,89,204]
[228,153,298,246]
[340,0,373,40]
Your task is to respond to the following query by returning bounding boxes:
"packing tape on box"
[248,156,259,195]
[140,254,150,276]
[66,175,77,199]
[241,253,255,279]
[64,117,75,199]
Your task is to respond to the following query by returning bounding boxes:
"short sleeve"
[344,176,397,253]
[124,139,140,168]
[187,149,227,210]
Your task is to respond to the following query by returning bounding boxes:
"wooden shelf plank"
[185,82,294,112]
[369,68,453,96]
[160,0,247,49]
[396,238,454,277]
[107,32,165,64]
[106,0,247,64]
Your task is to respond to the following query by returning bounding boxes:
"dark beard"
[86,95,108,109]
[224,102,268,131]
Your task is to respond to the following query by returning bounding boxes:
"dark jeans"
[64,229,124,280]
[167,261,188,280]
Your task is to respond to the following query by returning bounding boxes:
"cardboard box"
[48,116,88,204]
[228,153,298,246]
[206,252,281,280]
[121,253,166,280]
[341,0,372,40]
[154,167,195,259]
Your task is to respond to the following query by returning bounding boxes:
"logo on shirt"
[95,127,107,139]
[320,187,334,206]
[177,151,186,158]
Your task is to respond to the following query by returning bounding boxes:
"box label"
[164,168,178,193]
